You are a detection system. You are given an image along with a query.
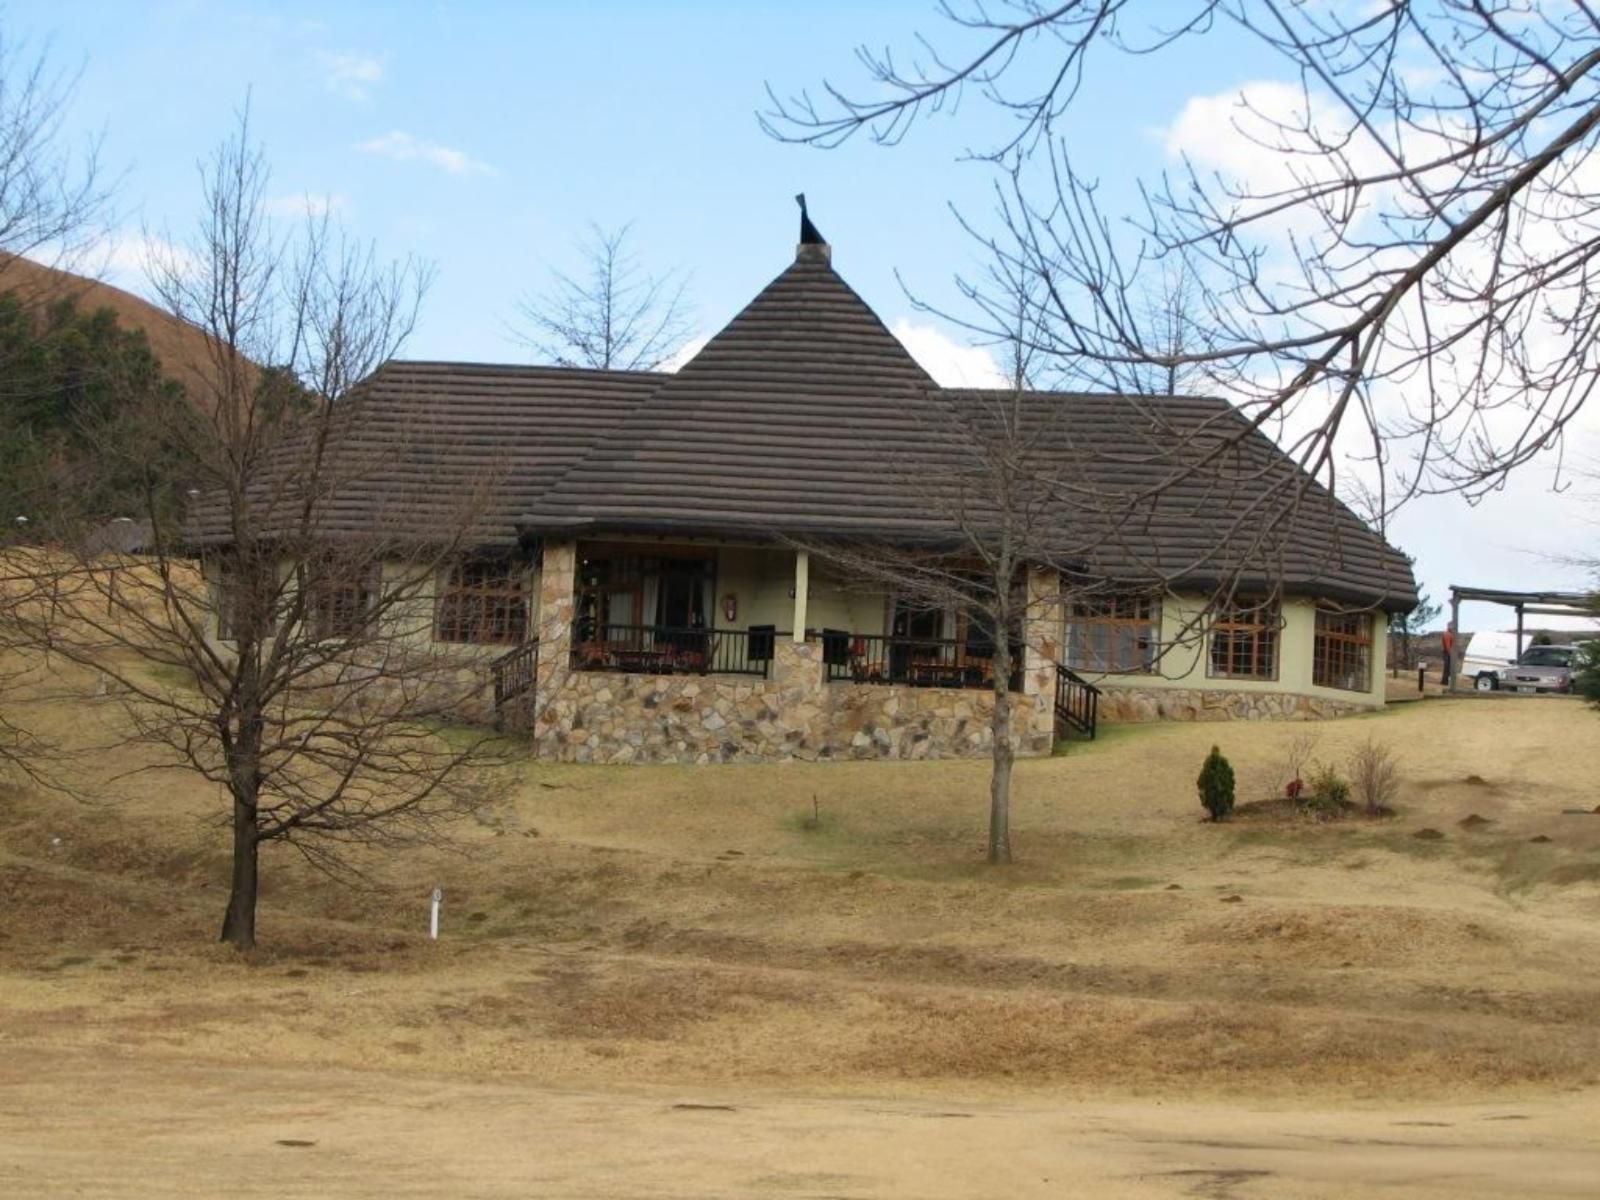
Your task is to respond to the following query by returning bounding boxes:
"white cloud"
[890,318,1009,388]
[93,231,200,293]
[356,131,494,176]
[266,192,349,220]
[318,51,383,102]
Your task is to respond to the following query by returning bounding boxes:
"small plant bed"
[1198,734,1404,825]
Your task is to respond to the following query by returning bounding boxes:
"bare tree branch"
[765,1,1600,521]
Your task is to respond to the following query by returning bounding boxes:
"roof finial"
[796,193,826,245]
[795,193,830,263]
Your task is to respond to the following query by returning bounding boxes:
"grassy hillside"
[0,253,219,404]
[2,667,1598,1103]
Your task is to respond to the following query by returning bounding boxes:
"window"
[1313,608,1372,692]
[575,549,712,638]
[435,558,528,645]
[214,556,279,642]
[1209,598,1280,680]
[1067,594,1160,674]
[308,563,379,641]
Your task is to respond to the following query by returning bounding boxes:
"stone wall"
[529,636,1054,764]
[1096,683,1376,723]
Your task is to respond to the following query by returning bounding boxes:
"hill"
[0,252,219,403]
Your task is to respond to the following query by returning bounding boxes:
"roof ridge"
[384,358,665,381]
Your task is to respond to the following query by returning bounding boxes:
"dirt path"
[2,1049,1595,1199]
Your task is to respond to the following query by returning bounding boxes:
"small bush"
[1349,737,1401,815]
[1304,763,1350,813]
[1198,746,1235,822]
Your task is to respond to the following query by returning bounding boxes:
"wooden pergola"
[1446,585,1595,685]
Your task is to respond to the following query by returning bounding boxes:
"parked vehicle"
[1463,634,1587,693]
[1494,643,1580,693]
[1460,630,1519,690]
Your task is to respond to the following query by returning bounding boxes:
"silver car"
[1492,644,1579,694]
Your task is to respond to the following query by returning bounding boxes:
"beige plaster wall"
[1065,592,1387,712]
[202,554,540,663]
[712,546,796,631]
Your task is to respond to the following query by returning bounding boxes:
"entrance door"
[656,561,707,630]
[890,599,945,681]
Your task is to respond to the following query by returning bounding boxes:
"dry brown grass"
[2,683,1599,1105]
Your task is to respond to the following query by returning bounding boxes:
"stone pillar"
[533,539,577,746]
[772,635,826,759]
[1020,565,1063,754]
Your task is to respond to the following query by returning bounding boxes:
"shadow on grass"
[1050,721,1177,758]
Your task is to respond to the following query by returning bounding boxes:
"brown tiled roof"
[974,389,1417,609]
[520,247,1416,609]
[520,245,941,537]
[186,361,660,549]
[190,243,1417,609]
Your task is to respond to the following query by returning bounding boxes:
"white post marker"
[429,887,443,940]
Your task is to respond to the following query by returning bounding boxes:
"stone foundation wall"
[529,637,1054,765]
[1096,684,1375,723]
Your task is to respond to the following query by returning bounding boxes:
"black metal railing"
[569,621,776,678]
[492,637,539,709]
[1054,665,1099,740]
[822,631,1024,692]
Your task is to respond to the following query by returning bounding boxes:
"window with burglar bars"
[434,558,528,645]
[308,564,380,640]
[1208,599,1280,680]
[1313,608,1372,692]
[1067,594,1160,673]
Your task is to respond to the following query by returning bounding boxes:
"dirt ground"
[5,1048,1597,1199]
[1,685,1598,1197]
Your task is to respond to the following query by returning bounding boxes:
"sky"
[12,0,1599,635]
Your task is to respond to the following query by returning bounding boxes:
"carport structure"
[1446,585,1595,686]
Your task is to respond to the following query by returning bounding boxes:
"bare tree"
[18,110,506,950]
[800,391,1051,863]
[511,222,692,371]
[0,29,107,284]
[797,279,1290,861]
[765,2,1600,523]
[797,234,1411,861]
[0,29,112,787]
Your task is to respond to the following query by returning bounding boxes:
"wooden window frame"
[308,563,381,642]
[1208,598,1280,681]
[434,558,528,646]
[1313,607,1372,693]
[575,547,715,633]
[1067,594,1161,674]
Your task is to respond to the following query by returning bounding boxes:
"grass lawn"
[3,681,1598,1105]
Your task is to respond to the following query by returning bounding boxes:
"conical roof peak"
[672,247,930,387]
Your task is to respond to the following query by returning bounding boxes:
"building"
[194,219,1417,764]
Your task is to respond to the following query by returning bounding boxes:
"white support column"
[792,550,809,642]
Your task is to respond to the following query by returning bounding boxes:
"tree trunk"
[219,802,259,949]
[988,660,1014,865]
